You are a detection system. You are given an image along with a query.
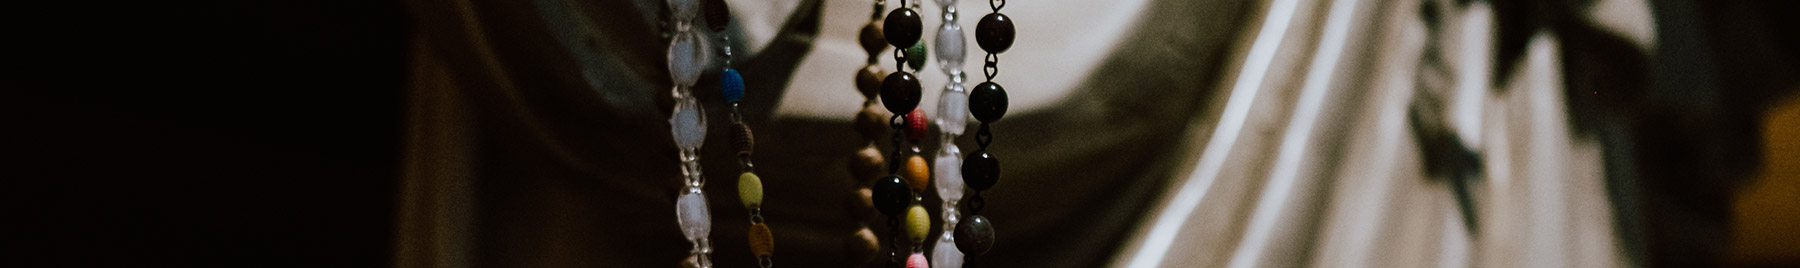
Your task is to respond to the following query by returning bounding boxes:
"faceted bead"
[667,31,712,87]
[854,103,889,141]
[848,144,886,184]
[668,0,700,22]
[729,122,753,157]
[849,188,879,223]
[747,223,774,257]
[871,176,913,216]
[737,172,763,209]
[702,0,730,32]
[905,108,929,141]
[720,68,745,102]
[967,81,1008,123]
[676,191,712,242]
[905,205,930,243]
[954,215,994,255]
[936,85,968,135]
[671,96,707,150]
[906,253,929,268]
[904,155,930,191]
[856,65,884,99]
[859,22,888,58]
[847,228,881,264]
[962,151,998,191]
[905,40,928,71]
[975,13,1014,53]
[884,8,923,48]
[935,24,967,76]
[932,234,965,268]
[933,147,965,200]
[881,72,922,115]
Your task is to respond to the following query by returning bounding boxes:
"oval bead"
[932,234,965,268]
[848,144,886,184]
[962,151,998,191]
[871,176,913,215]
[933,147,965,201]
[954,215,994,255]
[881,72,922,115]
[906,252,929,268]
[730,122,753,157]
[856,65,884,99]
[854,103,889,141]
[968,81,1008,123]
[748,223,774,257]
[905,108,929,141]
[904,155,930,191]
[849,187,878,223]
[670,96,707,150]
[737,172,763,209]
[884,8,923,48]
[676,191,712,242]
[702,0,730,32]
[906,205,930,243]
[905,39,928,71]
[936,84,969,135]
[720,68,745,102]
[859,22,888,58]
[667,31,711,87]
[974,13,1014,53]
[935,24,966,76]
[846,228,881,264]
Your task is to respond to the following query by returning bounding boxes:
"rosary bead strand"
[846,0,895,266]
[956,0,1011,266]
[668,0,714,266]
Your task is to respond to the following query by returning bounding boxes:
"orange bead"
[904,155,930,191]
[748,223,774,258]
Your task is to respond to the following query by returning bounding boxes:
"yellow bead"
[905,205,930,243]
[904,155,930,191]
[738,172,763,209]
[748,223,774,257]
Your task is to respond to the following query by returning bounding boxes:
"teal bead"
[721,68,745,102]
[906,39,928,71]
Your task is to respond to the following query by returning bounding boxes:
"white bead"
[934,146,964,200]
[931,234,964,268]
[671,96,707,150]
[677,190,712,242]
[934,24,966,76]
[936,84,968,135]
[667,32,711,87]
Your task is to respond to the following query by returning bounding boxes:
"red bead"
[906,253,928,268]
[905,108,928,141]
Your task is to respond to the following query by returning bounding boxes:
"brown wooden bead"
[846,228,881,264]
[848,144,886,184]
[855,65,883,99]
[853,103,889,141]
[703,0,730,32]
[904,155,929,191]
[730,123,754,157]
[848,188,878,223]
[859,22,887,58]
[748,223,774,257]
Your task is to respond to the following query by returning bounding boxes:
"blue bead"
[721,68,745,102]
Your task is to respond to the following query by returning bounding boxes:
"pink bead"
[906,108,929,141]
[907,253,930,268]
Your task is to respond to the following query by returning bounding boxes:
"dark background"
[3,0,408,266]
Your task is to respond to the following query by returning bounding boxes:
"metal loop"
[982,53,999,81]
[965,193,985,214]
[759,256,774,268]
[974,123,994,148]
[989,0,1005,11]
[894,48,908,71]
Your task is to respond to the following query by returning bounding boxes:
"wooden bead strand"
[846,0,894,266]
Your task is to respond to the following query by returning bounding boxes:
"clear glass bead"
[671,95,707,150]
[667,31,711,87]
[934,24,966,76]
[935,0,957,8]
[933,145,964,200]
[677,190,712,242]
[932,234,964,268]
[936,84,968,135]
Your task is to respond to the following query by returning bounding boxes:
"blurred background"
[2,0,1796,267]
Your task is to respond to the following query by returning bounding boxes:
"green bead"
[905,205,930,243]
[906,39,928,71]
[738,172,763,209]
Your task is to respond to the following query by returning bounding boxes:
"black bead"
[975,13,1014,53]
[880,72,922,115]
[962,151,999,191]
[968,81,1009,123]
[871,176,913,216]
[884,8,923,48]
[703,0,731,32]
[954,215,995,255]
